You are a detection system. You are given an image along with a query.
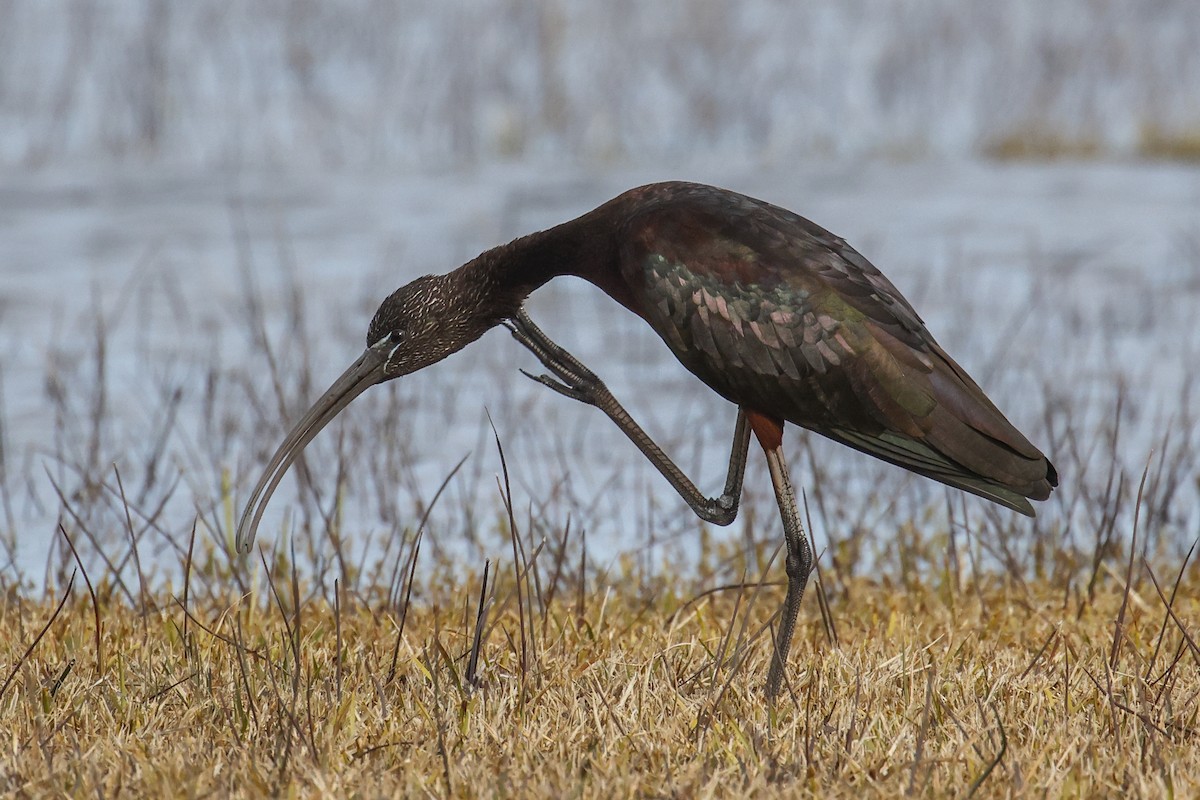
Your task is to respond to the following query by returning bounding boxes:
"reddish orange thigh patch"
[745,409,785,452]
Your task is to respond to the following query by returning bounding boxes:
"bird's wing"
[616,184,1055,510]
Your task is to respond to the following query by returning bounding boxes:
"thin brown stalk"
[0,570,76,703]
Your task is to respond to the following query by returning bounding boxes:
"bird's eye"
[388,330,404,344]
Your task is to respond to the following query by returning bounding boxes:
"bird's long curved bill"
[235,348,386,553]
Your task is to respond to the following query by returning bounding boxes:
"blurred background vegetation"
[2,0,1198,170]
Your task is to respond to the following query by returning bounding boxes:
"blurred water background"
[2,0,1198,586]
[4,0,1199,166]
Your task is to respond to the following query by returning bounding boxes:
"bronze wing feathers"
[618,184,1057,513]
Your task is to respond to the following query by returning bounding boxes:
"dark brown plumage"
[237,181,1057,698]
[610,183,1057,513]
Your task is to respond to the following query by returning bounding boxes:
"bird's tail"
[824,344,1058,515]
[824,426,1057,516]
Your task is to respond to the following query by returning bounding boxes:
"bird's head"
[235,271,502,553]
[366,273,498,378]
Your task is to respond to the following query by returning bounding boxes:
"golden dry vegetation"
[2,540,1197,798]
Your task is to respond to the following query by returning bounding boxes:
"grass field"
[2,534,1197,797]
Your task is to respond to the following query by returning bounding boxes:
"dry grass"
[1139,124,1200,162]
[2,535,1197,797]
[982,129,1104,161]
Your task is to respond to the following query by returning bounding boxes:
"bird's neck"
[453,207,621,321]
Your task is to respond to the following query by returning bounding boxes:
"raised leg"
[762,443,813,700]
[504,309,750,525]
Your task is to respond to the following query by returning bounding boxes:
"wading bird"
[236,181,1057,698]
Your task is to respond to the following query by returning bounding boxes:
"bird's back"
[610,182,1057,513]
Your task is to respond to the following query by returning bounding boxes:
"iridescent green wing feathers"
[616,183,1056,513]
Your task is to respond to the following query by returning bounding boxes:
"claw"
[509,310,607,406]
[519,369,587,402]
[519,368,560,390]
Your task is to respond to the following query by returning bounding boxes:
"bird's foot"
[505,310,609,408]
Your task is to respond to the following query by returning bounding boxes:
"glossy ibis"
[236,181,1057,698]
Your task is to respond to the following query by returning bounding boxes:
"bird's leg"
[762,444,813,700]
[746,413,813,701]
[504,309,750,525]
